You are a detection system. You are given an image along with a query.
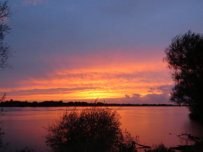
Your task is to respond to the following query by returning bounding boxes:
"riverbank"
[0,100,185,107]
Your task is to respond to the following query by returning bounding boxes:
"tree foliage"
[45,107,137,152]
[164,31,203,121]
[164,31,203,105]
[0,0,10,68]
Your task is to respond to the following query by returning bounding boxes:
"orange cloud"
[1,48,173,102]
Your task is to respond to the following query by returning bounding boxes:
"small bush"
[45,107,137,152]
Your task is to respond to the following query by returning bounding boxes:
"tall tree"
[164,31,203,122]
[0,1,10,68]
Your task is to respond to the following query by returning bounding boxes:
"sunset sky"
[0,0,203,103]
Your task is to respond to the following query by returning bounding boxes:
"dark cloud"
[114,92,171,104]
[120,84,174,104]
[125,94,130,98]
[132,93,140,98]
[147,88,156,93]
[157,85,174,93]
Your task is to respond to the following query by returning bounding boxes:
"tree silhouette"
[164,30,203,122]
[45,107,138,152]
[0,1,10,68]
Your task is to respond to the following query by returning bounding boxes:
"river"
[1,106,203,151]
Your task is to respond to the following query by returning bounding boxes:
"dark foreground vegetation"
[0,99,180,107]
[45,107,142,152]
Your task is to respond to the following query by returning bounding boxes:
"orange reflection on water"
[2,107,203,151]
[117,107,203,148]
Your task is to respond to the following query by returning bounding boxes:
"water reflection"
[119,107,203,147]
[1,107,203,151]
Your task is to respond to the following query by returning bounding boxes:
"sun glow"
[1,49,172,102]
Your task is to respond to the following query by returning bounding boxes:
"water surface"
[1,106,203,151]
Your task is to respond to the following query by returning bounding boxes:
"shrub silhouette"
[45,107,137,152]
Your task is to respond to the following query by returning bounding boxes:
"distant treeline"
[0,99,185,107]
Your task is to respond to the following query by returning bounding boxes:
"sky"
[0,0,203,104]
